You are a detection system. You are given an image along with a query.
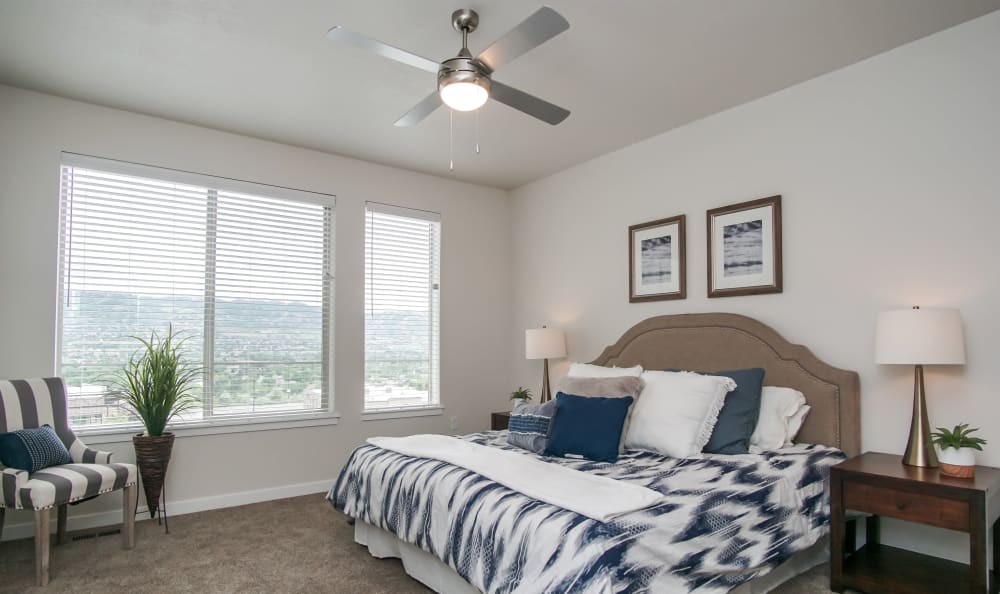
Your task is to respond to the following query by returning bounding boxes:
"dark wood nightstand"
[491,411,510,431]
[830,452,1000,594]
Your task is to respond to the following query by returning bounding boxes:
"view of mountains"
[60,289,433,411]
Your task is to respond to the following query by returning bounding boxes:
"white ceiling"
[1,1,997,189]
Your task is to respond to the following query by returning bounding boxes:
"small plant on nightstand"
[932,423,987,479]
[509,386,533,410]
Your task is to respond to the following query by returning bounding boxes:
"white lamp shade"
[875,308,966,365]
[525,327,566,360]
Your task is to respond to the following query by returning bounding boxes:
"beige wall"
[510,12,1000,562]
[0,84,512,535]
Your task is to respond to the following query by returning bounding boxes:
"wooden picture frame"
[707,195,782,298]
[629,214,686,302]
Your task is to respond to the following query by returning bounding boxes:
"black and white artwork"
[708,196,782,297]
[641,235,672,283]
[630,215,685,302]
[722,220,763,277]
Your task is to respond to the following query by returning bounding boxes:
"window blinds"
[57,155,333,428]
[364,203,441,411]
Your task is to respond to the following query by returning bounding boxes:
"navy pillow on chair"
[0,425,73,473]
[545,392,634,463]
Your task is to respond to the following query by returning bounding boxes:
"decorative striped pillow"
[506,400,557,455]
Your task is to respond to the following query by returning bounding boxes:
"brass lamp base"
[902,364,938,468]
[540,358,552,403]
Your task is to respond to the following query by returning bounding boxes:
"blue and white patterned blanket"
[328,431,844,594]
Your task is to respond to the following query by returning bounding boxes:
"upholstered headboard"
[589,313,860,457]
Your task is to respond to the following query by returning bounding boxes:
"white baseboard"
[1,478,334,542]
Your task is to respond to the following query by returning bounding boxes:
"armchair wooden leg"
[0,506,6,542]
[57,504,68,545]
[123,483,136,550]
[34,509,50,586]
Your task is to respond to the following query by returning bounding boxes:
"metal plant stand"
[133,460,170,534]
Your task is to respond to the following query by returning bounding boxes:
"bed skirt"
[353,519,827,594]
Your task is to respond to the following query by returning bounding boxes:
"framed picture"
[707,195,782,298]
[629,214,686,302]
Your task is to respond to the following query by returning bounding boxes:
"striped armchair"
[0,378,137,585]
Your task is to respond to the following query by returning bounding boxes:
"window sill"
[361,406,444,421]
[77,413,341,445]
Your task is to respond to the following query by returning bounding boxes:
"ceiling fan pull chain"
[475,109,480,155]
[449,108,454,171]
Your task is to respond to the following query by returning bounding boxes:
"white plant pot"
[938,446,976,478]
[938,446,975,466]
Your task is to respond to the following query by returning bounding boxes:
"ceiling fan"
[326,6,571,127]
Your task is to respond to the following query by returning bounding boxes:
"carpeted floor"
[0,494,838,593]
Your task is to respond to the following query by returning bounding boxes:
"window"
[57,154,334,430]
[364,203,440,411]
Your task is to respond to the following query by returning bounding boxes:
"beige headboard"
[589,313,860,457]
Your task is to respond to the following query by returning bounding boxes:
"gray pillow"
[506,400,558,455]
[663,367,765,454]
[555,375,645,452]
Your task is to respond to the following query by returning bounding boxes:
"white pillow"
[624,371,736,458]
[785,404,811,446]
[567,362,643,378]
[750,386,809,451]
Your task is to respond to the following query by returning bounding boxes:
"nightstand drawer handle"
[895,501,906,510]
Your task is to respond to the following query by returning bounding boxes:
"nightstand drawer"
[843,480,970,531]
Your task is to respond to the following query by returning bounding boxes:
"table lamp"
[875,306,966,467]
[525,326,566,403]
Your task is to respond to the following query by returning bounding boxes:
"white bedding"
[368,434,662,522]
[333,431,845,593]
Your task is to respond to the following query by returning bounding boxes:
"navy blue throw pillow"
[507,400,558,454]
[545,393,634,463]
[0,425,73,473]
[667,368,765,455]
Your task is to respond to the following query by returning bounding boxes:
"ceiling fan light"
[440,81,489,111]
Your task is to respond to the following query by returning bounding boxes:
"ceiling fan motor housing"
[437,56,492,94]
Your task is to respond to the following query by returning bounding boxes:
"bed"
[329,313,861,593]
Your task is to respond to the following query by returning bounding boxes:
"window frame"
[56,153,338,437]
[362,201,442,414]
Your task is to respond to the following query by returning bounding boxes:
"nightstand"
[830,452,1000,594]
[491,411,511,431]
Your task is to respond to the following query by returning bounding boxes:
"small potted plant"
[509,386,533,410]
[113,325,201,520]
[932,423,987,479]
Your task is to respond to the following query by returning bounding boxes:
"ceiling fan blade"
[489,81,569,125]
[394,92,443,127]
[475,6,569,73]
[326,26,440,74]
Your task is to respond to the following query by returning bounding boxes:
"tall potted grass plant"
[114,325,200,519]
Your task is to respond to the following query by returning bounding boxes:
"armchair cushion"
[3,462,136,511]
[0,425,73,473]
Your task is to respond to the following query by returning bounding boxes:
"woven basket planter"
[133,433,175,518]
